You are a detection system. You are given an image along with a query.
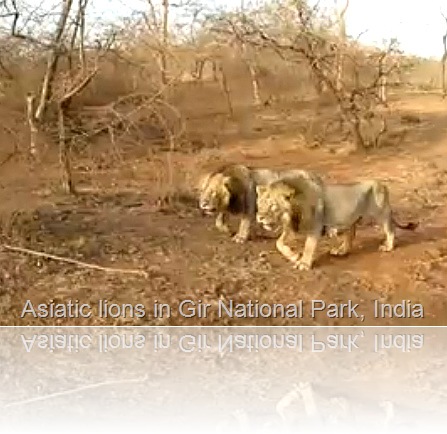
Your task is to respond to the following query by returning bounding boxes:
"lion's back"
[322,180,385,227]
[251,168,281,185]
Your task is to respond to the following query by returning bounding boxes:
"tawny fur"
[256,177,418,270]
[198,163,323,243]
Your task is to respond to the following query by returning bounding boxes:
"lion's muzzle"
[257,215,274,231]
[199,200,216,214]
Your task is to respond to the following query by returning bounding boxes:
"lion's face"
[256,186,289,231]
[198,174,231,214]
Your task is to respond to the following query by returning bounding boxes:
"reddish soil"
[1,92,446,325]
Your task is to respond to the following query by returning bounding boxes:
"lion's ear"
[282,187,295,202]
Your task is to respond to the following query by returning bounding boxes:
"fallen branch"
[59,64,99,106]
[0,131,19,168]
[0,151,17,168]
[2,244,149,278]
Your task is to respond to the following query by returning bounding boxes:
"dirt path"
[1,93,446,325]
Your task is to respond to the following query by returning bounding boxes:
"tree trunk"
[160,0,169,84]
[26,93,38,159]
[246,59,261,106]
[334,0,349,91]
[240,41,261,106]
[378,73,387,104]
[35,0,74,122]
[217,64,233,116]
[67,0,87,75]
[351,118,365,150]
[58,102,76,194]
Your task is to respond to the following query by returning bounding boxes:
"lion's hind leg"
[330,224,356,256]
[371,182,396,252]
[378,216,396,252]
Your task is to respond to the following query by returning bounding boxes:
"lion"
[198,163,323,243]
[256,176,418,270]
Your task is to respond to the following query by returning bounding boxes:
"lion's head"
[198,173,232,214]
[255,183,295,231]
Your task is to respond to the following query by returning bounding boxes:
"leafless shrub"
[0,0,194,195]
[209,1,410,150]
[0,0,433,183]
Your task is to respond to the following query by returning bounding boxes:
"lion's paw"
[232,233,249,244]
[292,260,311,271]
[378,243,393,252]
[330,246,349,256]
[215,223,231,234]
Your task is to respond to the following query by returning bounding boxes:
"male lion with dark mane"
[256,176,418,270]
[198,163,323,243]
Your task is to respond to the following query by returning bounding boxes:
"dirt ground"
[1,92,447,326]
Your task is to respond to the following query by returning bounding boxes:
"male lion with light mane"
[256,177,418,270]
[198,163,323,243]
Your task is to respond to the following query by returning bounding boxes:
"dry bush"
[208,1,421,151]
[0,0,442,195]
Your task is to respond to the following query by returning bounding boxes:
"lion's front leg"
[275,229,300,264]
[293,235,319,270]
[215,212,230,234]
[330,224,356,256]
[232,183,256,244]
[232,215,251,243]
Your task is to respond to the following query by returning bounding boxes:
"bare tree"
[334,0,349,91]
[205,16,264,109]
[1,0,54,47]
[239,1,261,106]
[34,0,74,122]
[55,31,115,193]
[67,0,88,75]
[143,0,198,85]
[2,0,118,189]
[220,1,402,150]
[189,41,221,81]
[239,39,261,106]
[181,36,234,116]
[56,70,99,194]
[377,47,393,105]
[160,0,169,84]
[25,93,38,158]
[1,0,76,158]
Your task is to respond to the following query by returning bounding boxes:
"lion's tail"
[392,216,418,231]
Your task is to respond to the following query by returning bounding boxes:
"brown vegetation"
[0,0,446,325]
